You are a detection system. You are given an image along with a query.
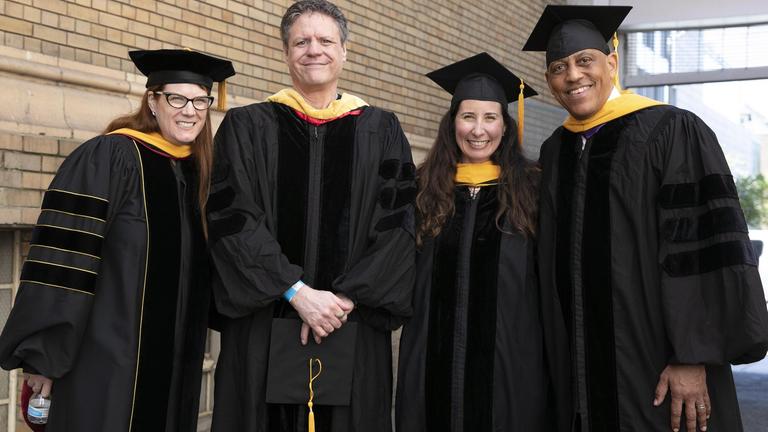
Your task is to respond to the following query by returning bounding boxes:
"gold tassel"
[517,80,525,145]
[613,33,622,91]
[217,80,227,111]
[308,358,322,432]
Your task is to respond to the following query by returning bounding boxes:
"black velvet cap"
[426,52,537,111]
[522,5,632,65]
[129,49,235,89]
[265,319,357,406]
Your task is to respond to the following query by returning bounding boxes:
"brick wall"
[0,0,563,141]
[0,133,73,225]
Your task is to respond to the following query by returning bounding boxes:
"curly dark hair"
[415,106,539,245]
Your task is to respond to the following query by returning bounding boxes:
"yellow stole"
[107,128,192,159]
[562,90,665,133]
[454,161,501,186]
[266,88,369,119]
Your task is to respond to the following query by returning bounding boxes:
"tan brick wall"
[0,132,70,225]
[0,0,562,140]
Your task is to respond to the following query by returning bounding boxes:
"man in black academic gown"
[206,1,415,431]
[524,5,768,432]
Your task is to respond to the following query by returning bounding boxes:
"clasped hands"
[289,285,355,345]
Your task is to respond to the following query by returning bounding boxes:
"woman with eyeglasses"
[0,49,235,432]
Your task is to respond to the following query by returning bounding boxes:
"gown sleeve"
[206,106,303,318]
[655,109,768,365]
[0,136,134,378]
[332,111,416,329]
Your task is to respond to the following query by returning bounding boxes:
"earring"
[151,111,156,116]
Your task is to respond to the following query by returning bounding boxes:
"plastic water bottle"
[27,393,50,424]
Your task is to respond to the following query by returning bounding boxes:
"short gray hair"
[280,0,349,50]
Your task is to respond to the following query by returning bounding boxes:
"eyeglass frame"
[152,91,214,111]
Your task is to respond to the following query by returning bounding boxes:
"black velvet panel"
[31,225,102,257]
[662,206,748,242]
[658,174,738,209]
[269,106,357,432]
[463,187,501,431]
[20,260,97,294]
[132,144,181,430]
[276,105,310,268]
[315,115,355,291]
[662,239,757,277]
[555,131,579,335]
[207,213,246,241]
[175,159,213,432]
[42,189,108,220]
[206,186,235,213]
[425,196,463,432]
[582,121,622,432]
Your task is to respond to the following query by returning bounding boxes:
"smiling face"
[454,99,505,164]
[147,83,209,146]
[545,49,617,120]
[285,12,346,95]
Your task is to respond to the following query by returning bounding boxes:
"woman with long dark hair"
[0,49,234,432]
[396,53,550,431]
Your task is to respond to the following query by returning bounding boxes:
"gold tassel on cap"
[517,80,525,145]
[217,80,228,111]
[307,358,322,432]
[612,33,622,91]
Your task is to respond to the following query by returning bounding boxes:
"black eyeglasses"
[153,92,214,110]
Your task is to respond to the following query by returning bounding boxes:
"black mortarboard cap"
[266,319,357,406]
[129,49,235,89]
[426,52,537,112]
[522,5,632,65]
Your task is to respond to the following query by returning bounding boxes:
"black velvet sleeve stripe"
[662,239,757,277]
[662,206,748,242]
[399,162,416,180]
[374,209,408,232]
[207,186,235,213]
[378,186,417,210]
[379,159,400,179]
[393,186,416,209]
[42,189,108,221]
[208,214,247,242]
[658,174,738,209]
[31,225,103,257]
[379,160,417,181]
[20,260,98,294]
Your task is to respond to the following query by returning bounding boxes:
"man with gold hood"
[525,5,768,432]
[206,1,415,431]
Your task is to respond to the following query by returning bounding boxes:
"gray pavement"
[734,356,768,432]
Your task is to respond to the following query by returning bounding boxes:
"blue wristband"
[283,280,305,302]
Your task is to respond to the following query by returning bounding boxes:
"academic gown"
[396,186,550,432]
[537,105,768,432]
[0,134,211,432]
[206,102,416,432]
